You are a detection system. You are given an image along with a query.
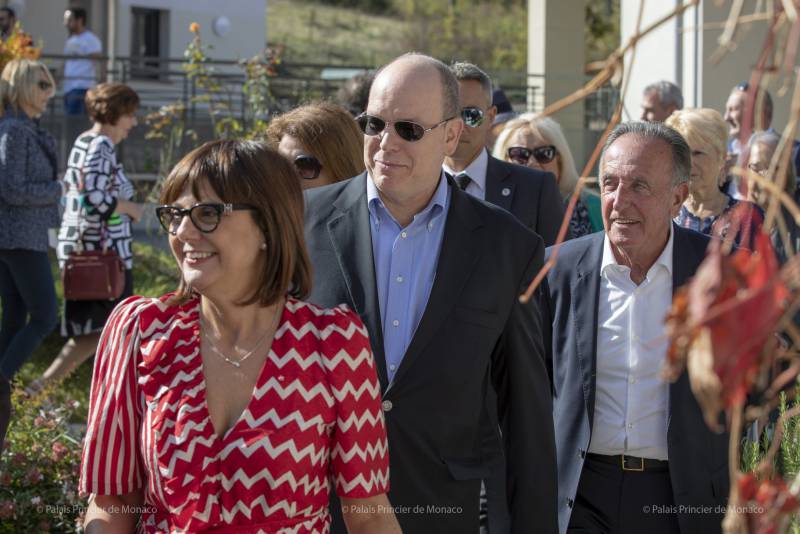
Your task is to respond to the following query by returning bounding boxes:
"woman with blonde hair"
[267,101,365,188]
[493,113,597,237]
[0,59,59,451]
[666,108,762,245]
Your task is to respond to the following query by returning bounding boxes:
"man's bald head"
[371,53,460,121]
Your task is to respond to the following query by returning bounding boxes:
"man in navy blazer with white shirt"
[540,121,729,534]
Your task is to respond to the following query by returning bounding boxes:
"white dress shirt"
[443,148,489,200]
[588,226,674,460]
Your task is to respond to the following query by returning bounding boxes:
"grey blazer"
[0,109,61,252]
[541,225,729,534]
[304,173,558,534]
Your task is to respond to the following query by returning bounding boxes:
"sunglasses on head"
[37,80,53,91]
[460,106,485,128]
[507,145,557,165]
[155,202,256,235]
[293,155,322,180]
[356,113,453,142]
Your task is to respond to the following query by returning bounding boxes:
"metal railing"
[38,54,618,176]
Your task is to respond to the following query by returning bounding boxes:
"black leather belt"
[586,453,669,472]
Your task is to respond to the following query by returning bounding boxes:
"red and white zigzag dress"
[79,294,389,533]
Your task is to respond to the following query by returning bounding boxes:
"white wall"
[10,0,71,56]
[11,0,266,61]
[116,0,266,61]
[620,0,793,133]
[620,0,684,120]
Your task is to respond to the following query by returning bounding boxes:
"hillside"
[267,0,408,66]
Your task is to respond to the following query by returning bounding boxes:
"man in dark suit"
[541,121,729,534]
[443,61,565,246]
[305,53,558,534]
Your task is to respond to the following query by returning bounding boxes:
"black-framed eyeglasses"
[507,145,557,165]
[37,80,53,91]
[460,106,485,128]
[155,203,257,235]
[355,113,454,142]
[294,155,322,180]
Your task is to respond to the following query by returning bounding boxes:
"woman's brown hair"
[266,101,364,182]
[85,82,139,125]
[159,139,312,307]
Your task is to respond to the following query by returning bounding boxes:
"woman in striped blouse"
[80,140,400,533]
[30,83,144,393]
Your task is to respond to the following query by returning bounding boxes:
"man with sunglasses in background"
[444,62,565,247]
[304,52,557,534]
[443,61,564,533]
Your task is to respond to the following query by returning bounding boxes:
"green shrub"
[1,242,177,533]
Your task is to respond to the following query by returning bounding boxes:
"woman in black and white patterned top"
[31,83,144,393]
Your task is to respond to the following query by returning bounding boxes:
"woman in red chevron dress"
[79,140,400,533]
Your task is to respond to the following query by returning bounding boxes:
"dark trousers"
[63,88,88,115]
[568,454,680,534]
[0,249,58,452]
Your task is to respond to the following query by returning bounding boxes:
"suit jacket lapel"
[484,156,515,212]
[389,182,483,388]
[573,235,604,427]
[668,223,706,436]
[326,173,389,390]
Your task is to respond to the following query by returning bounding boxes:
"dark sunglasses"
[356,113,453,142]
[507,145,557,165]
[294,155,322,180]
[37,80,53,91]
[460,106,485,128]
[155,203,256,235]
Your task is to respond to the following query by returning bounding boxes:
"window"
[131,7,168,80]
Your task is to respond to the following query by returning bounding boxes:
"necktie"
[456,173,471,191]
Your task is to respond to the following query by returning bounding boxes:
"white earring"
[260,243,267,250]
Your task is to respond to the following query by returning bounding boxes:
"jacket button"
[381,400,393,412]
[579,448,586,459]
[567,498,574,509]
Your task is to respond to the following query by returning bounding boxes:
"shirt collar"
[442,148,489,193]
[367,170,450,228]
[601,223,674,281]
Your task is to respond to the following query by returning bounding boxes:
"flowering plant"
[0,23,41,74]
[0,388,85,533]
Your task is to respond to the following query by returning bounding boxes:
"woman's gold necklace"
[200,309,281,368]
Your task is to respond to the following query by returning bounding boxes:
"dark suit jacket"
[484,155,565,246]
[541,225,730,534]
[304,172,558,534]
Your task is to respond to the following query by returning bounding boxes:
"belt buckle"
[621,455,644,472]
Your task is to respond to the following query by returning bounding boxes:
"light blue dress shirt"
[367,173,451,382]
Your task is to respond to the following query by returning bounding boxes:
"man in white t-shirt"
[63,7,102,115]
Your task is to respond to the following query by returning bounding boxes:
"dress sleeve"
[79,138,119,220]
[324,306,390,499]
[79,296,149,496]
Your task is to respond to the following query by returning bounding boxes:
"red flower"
[738,472,758,501]
[0,501,15,519]
[24,468,42,484]
[51,441,69,462]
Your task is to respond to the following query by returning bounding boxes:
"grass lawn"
[267,0,408,65]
